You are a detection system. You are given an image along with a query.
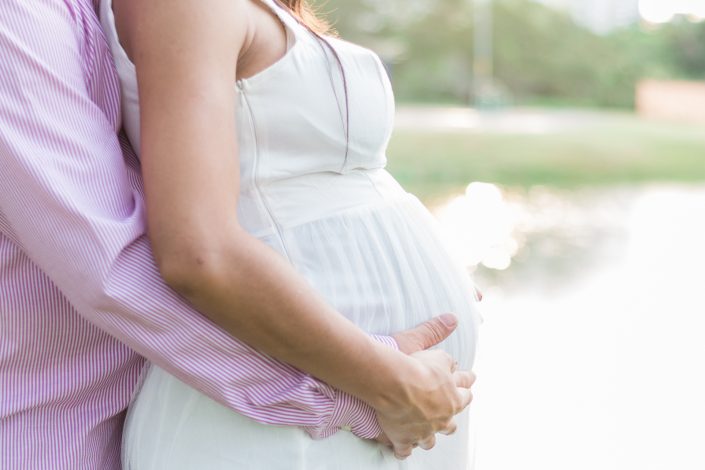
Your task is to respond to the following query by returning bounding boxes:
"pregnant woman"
[100,0,481,467]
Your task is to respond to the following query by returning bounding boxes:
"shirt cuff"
[327,334,398,439]
[328,390,381,439]
[370,334,399,351]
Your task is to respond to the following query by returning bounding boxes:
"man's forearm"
[0,0,392,438]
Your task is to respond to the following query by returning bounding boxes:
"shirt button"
[341,425,352,432]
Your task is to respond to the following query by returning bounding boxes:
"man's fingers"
[375,432,392,446]
[457,387,474,412]
[393,444,413,460]
[392,314,458,354]
[474,285,483,302]
[418,434,436,450]
[454,370,476,389]
[439,420,458,436]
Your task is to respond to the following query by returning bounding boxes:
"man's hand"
[372,314,476,459]
[392,313,460,355]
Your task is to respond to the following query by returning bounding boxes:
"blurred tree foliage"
[311,0,705,108]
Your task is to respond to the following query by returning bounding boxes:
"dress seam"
[238,88,293,262]
[359,169,387,200]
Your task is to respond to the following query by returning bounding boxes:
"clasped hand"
[373,313,476,460]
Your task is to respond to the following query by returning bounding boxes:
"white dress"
[100,0,481,468]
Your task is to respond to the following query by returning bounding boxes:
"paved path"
[395,106,621,134]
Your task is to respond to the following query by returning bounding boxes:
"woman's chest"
[235,35,395,181]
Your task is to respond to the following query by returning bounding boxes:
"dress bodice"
[234,0,396,179]
[101,0,398,238]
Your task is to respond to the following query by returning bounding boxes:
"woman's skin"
[114,0,475,459]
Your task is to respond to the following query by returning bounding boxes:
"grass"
[386,111,705,203]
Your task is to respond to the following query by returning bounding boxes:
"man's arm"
[0,0,387,439]
[0,3,475,455]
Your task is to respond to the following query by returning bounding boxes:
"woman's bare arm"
[119,0,472,456]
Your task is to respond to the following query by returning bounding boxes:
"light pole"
[473,0,494,107]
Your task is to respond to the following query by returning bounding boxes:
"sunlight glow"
[471,185,705,470]
[639,0,705,23]
[434,182,519,271]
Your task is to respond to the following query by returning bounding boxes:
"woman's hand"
[374,350,475,459]
[370,313,476,459]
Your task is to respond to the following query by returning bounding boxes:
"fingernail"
[439,313,457,328]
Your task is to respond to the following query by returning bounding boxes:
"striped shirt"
[0,1,393,468]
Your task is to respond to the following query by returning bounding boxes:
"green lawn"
[386,112,705,203]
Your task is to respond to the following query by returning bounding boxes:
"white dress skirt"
[100,0,482,468]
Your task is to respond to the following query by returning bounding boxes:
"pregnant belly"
[277,193,481,369]
[122,193,479,469]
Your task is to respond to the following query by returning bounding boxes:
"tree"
[311,0,704,108]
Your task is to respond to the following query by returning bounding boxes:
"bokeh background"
[311,1,705,469]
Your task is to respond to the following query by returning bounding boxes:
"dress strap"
[259,0,305,36]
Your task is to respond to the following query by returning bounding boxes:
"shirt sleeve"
[0,0,396,440]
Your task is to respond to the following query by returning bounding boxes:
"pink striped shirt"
[0,1,395,468]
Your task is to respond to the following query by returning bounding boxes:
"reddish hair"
[274,0,333,35]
